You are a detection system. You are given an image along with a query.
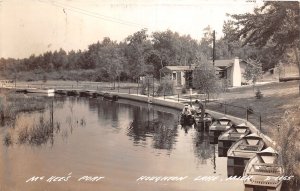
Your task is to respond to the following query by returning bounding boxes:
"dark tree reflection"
[192,131,215,164]
[127,105,178,150]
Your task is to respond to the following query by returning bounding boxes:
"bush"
[156,76,175,96]
[255,89,263,99]
[181,88,187,94]
[273,109,300,189]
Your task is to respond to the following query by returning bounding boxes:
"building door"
[185,71,193,88]
[177,72,182,86]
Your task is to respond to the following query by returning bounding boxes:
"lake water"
[0,96,243,191]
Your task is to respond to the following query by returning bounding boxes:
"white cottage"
[213,57,247,87]
[159,57,247,88]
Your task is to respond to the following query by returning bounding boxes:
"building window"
[172,72,177,80]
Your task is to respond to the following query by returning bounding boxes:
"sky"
[0,0,261,59]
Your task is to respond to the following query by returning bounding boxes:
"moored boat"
[55,89,67,95]
[194,111,213,129]
[92,92,100,98]
[209,117,233,143]
[79,91,93,97]
[102,92,118,101]
[27,88,55,94]
[218,123,251,157]
[227,133,265,176]
[67,90,79,96]
[243,147,284,191]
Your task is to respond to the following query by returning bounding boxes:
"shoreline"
[113,92,276,148]
[0,86,276,147]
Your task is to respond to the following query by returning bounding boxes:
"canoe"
[243,147,284,191]
[218,123,251,157]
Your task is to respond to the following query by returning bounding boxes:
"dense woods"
[0,26,258,82]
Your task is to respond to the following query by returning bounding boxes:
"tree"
[243,58,263,89]
[199,26,213,60]
[124,29,153,79]
[193,61,220,100]
[229,1,300,94]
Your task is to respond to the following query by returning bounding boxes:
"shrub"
[156,76,175,96]
[255,89,263,99]
[273,108,300,189]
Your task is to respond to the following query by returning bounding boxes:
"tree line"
[1,0,297,83]
[0,25,261,82]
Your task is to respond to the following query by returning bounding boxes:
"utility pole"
[212,30,215,67]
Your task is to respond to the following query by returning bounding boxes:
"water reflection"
[126,105,178,150]
[0,96,246,191]
[2,97,86,147]
[193,131,215,164]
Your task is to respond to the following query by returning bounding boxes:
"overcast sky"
[0,0,261,59]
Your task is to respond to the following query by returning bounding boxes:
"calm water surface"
[0,96,243,191]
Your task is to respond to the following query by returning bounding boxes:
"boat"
[92,92,100,98]
[67,90,79,96]
[218,123,251,157]
[55,89,67,95]
[180,113,195,126]
[227,133,265,176]
[79,91,93,97]
[194,111,213,124]
[15,89,28,93]
[209,117,233,143]
[194,111,213,131]
[180,104,195,126]
[243,147,284,191]
[26,88,55,94]
[102,92,118,101]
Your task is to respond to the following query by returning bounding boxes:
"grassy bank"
[208,81,300,188]
[0,89,48,124]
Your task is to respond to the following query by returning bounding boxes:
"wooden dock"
[1,87,119,101]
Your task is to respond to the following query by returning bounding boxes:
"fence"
[204,99,280,134]
[1,80,280,133]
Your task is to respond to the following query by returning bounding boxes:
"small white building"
[159,65,195,88]
[213,57,247,87]
[159,57,247,88]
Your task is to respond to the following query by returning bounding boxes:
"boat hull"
[27,88,55,94]
[180,115,195,126]
[244,183,282,191]
[218,139,236,157]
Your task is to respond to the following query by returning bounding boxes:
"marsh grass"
[0,90,48,125]
[16,116,59,146]
[28,117,54,145]
[18,126,29,144]
[15,115,85,146]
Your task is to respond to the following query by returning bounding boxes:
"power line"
[38,0,148,28]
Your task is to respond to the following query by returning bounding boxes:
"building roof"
[209,59,234,68]
[160,58,246,73]
[160,65,195,73]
